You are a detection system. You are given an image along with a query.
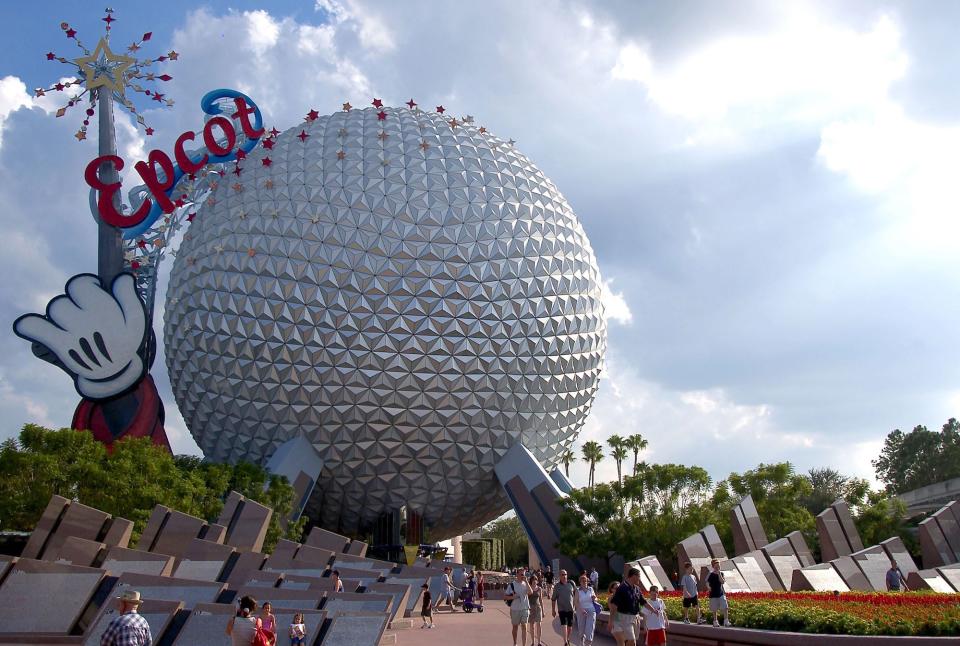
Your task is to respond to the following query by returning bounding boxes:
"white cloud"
[600,278,632,325]
[0,77,32,149]
[315,0,395,51]
[567,347,848,489]
[611,12,907,133]
[817,103,960,250]
[247,10,281,55]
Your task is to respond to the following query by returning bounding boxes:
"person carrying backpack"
[227,595,272,646]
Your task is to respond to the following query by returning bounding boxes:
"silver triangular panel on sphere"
[164,106,606,539]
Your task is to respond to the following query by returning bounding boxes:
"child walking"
[641,586,669,645]
[288,612,306,646]
[420,583,436,629]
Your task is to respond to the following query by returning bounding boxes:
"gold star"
[74,129,86,141]
[74,37,136,96]
[342,102,352,111]
[232,183,243,192]
[337,150,346,160]
[168,50,179,60]
[449,118,459,129]
[264,179,274,189]
[310,215,320,224]
[377,131,389,141]
[479,127,487,134]
[419,141,430,151]
[247,248,256,257]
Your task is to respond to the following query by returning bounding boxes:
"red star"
[235,149,247,160]
[306,109,319,121]
[130,261,140,270]
[54,83,65,91]
[377,110,387,121]
[436,105,445,113]
[145,127,154,136]
[233,165,242,176]
[103,14,115,25]
[262,157,272,167]
[298,130,310,142]
[186,213,196,222]
[270,127,280,137]
[262,139,275,150]
[136,239,147,249]
[152,93,165,102]
[174,198,185,208]
[46,52,55,60]
[372,98,383,108]
[406,98,417,109]
[65,28,77,39]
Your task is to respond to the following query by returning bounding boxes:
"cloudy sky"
[0,0,957,490]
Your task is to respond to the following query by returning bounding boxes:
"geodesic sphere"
[164,106,606,539]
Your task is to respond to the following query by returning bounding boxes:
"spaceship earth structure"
[164,105,606,538]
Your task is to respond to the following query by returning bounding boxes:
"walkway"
[399,605,615,646]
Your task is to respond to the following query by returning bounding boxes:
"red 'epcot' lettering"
[84,155,151,227]
[203,116,236,157]
[134,150,176,214]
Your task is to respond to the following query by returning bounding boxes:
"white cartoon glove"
[14,273,148,400]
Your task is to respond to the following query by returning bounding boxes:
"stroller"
[460,582,483,612]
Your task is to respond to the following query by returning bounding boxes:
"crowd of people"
[98,556,914,646]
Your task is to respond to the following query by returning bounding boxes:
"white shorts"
[612,614,639,641]
[511,608,530,625]
[709,596,728,612]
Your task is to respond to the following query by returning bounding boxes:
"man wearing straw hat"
[100,589,153,646]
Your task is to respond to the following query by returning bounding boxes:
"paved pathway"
[402,605,616,646]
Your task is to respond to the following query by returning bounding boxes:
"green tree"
[0,424,304,550]
[800,467,870,516]
[717,462,815,547]
[624,434,648,476]
[559,464,717,570]
[482,514,528,567]
[606,435,627,484]
[560,449,576,478]
[557,482,624,571]
[581,441,604,488]
[873,419,960,494]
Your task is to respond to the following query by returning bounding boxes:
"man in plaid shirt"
[100,590,152,646]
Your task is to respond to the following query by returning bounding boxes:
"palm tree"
[625,434,648,475]
[612,446,629,484]
[581,441,604,488]
[560,449,576,478]
[607,435,626,484]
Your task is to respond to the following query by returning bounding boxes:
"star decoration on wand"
[40,9,177,141]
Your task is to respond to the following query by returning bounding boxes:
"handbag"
[505,582,513,607]
[252,618,271,646]
[592,599,603,614]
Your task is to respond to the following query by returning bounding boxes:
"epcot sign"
[83,89,264,233]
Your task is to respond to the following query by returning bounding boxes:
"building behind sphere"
[164,105,606,539]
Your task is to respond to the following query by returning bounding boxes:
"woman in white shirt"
[574,574,599,645]
[226,595,261,646]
